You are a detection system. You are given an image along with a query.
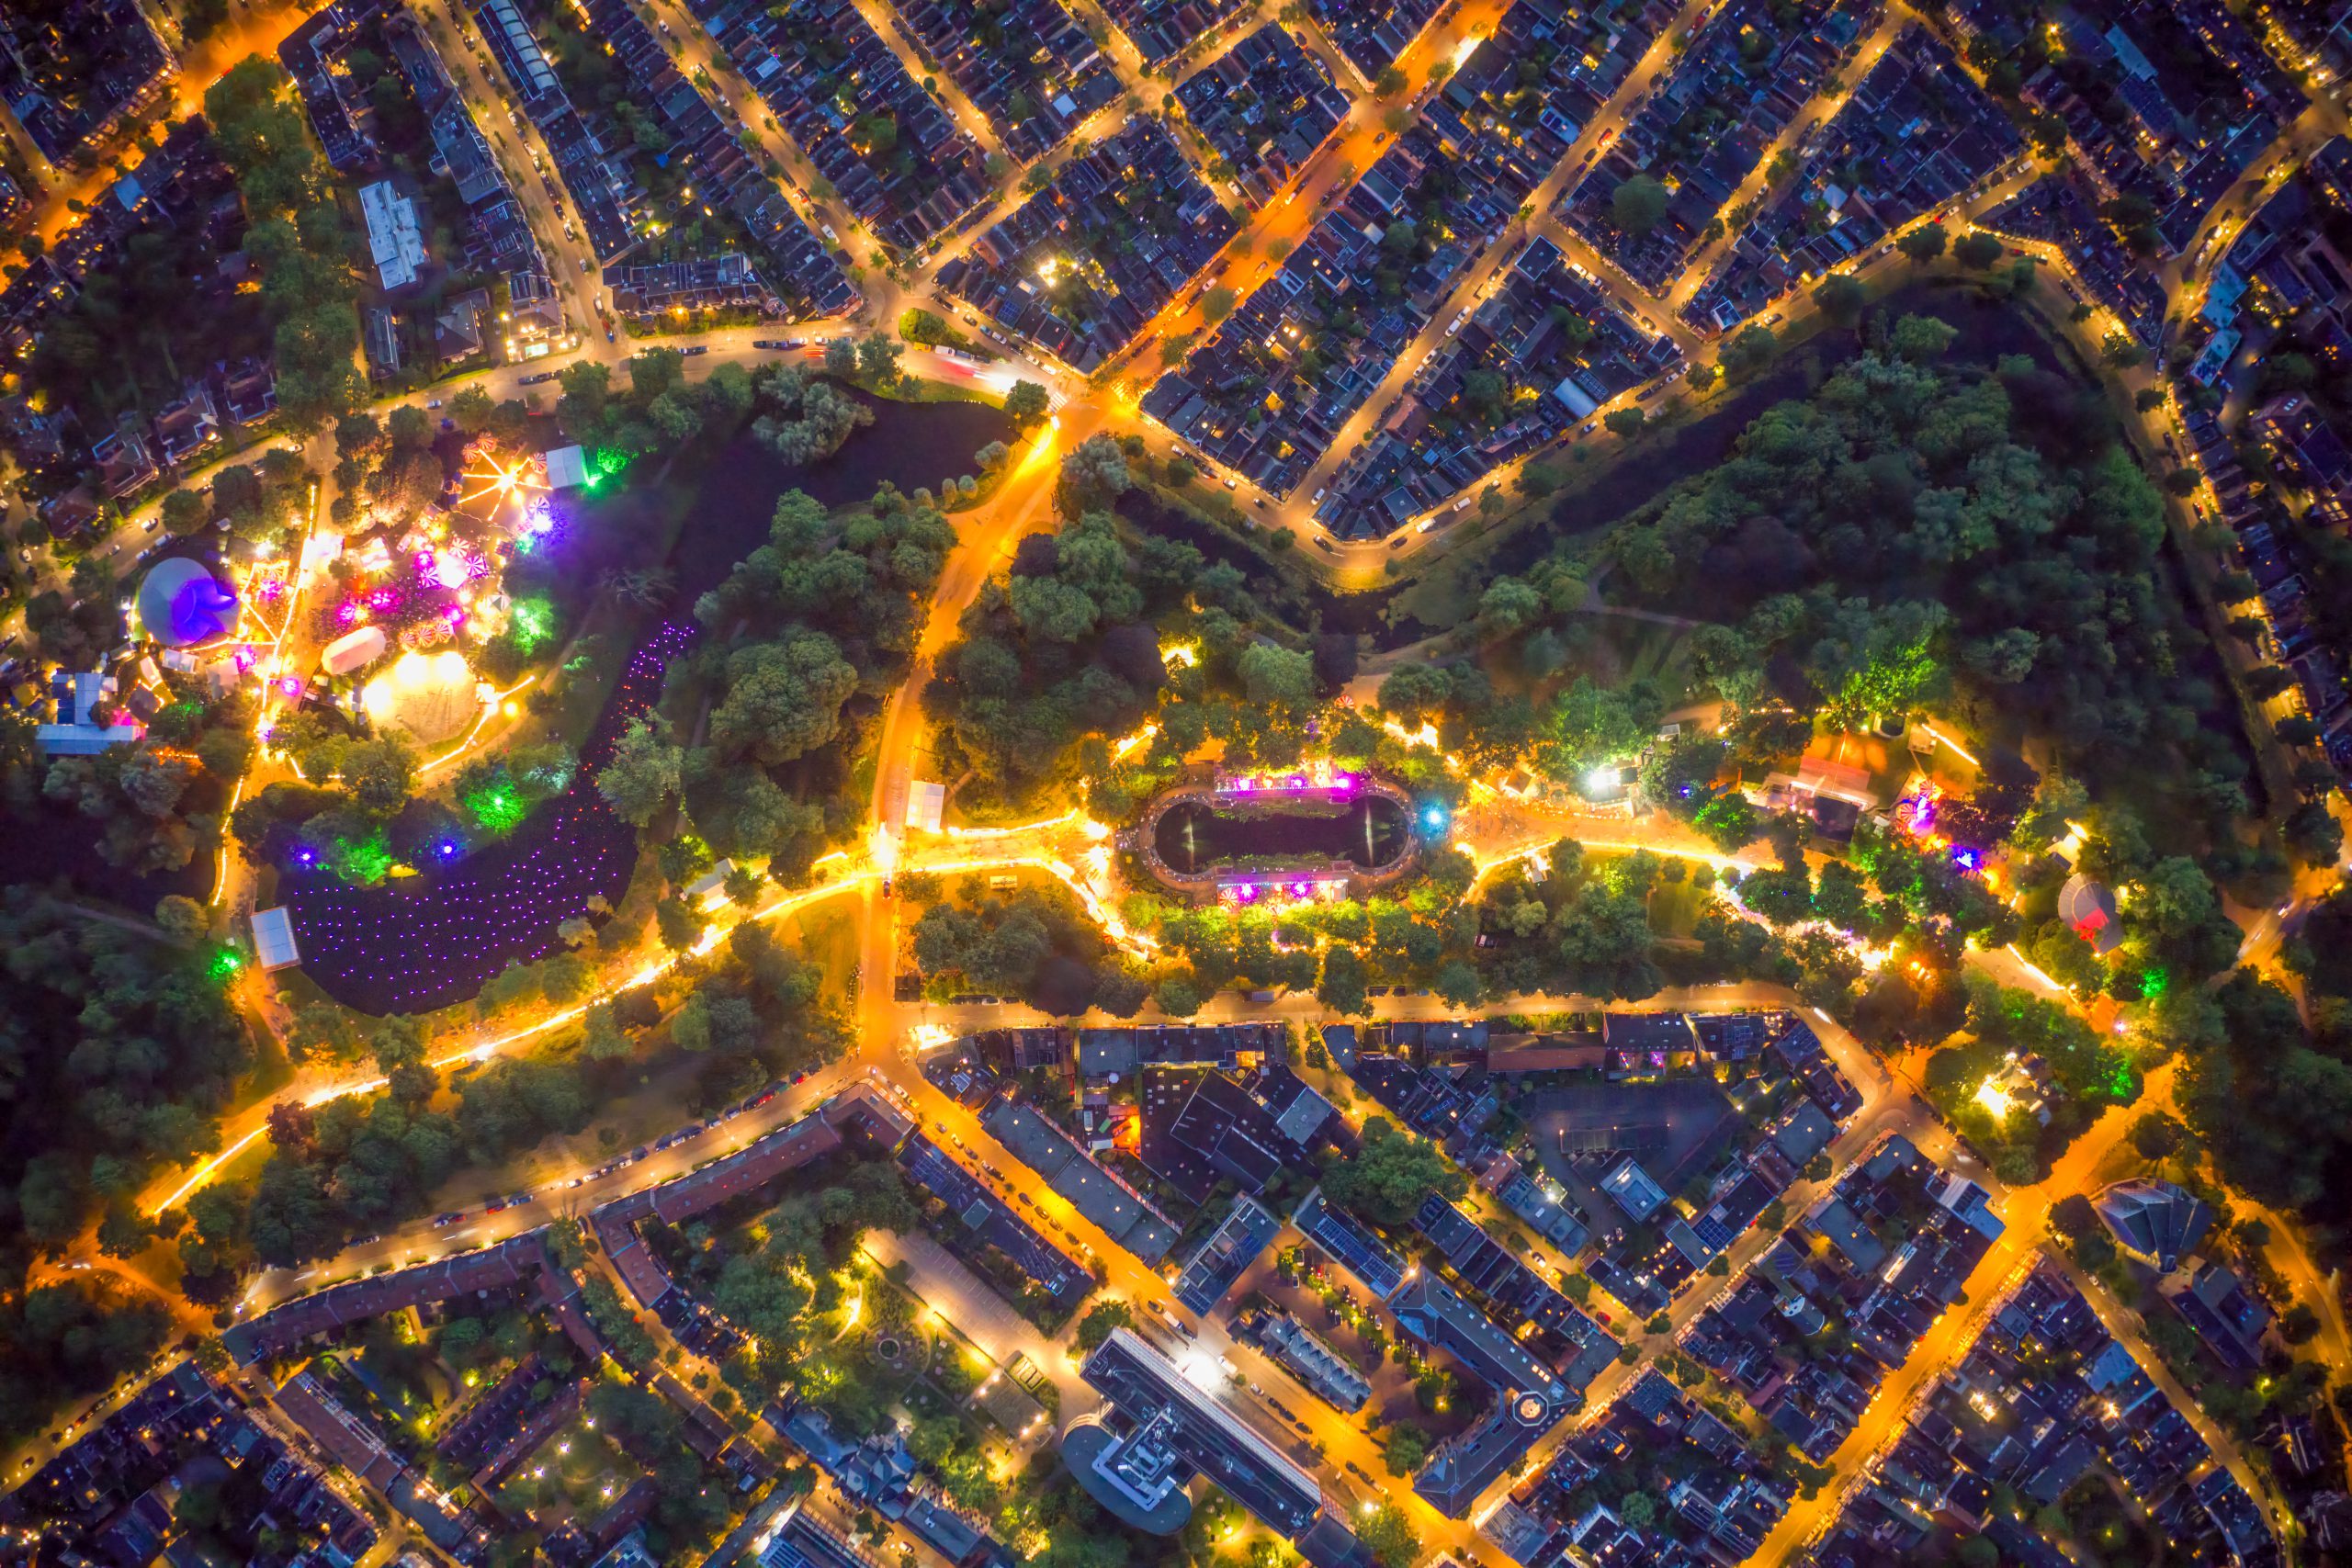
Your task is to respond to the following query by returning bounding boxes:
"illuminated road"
[10,0,2350,1554]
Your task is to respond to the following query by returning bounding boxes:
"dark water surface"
[1152,795,1409,875]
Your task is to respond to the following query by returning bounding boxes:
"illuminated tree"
[1002,379,1051,431]
[1611,175,1669,236]
[596,717,683,827]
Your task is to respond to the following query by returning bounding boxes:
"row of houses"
[2016,0,2303,257]
[1289,1189,1589,1517]
[894,0,1118,165]
[0,1360,379,1568]
[919,1021,1291,1104]
[2177,368,2352,784]
[1482,1369,1796,1567]
[1142,127,1507,503]
[465,0,637,259]
[680,0,993,254]
[1562,0,1883,292]
[1097,0,1251,70]
[1680,27,2024,332]
[1427,0,1685,223]
[937,117,1237,373]
[279,0,390,175]
[1978,168,2169,344]
[1680,1132,2005,1461]
[578,0,858,322]
[2207,135,2352,381]
[1171,23,1351,210]
[1303,0,1446,83]
[0,0,173,165]
[373,3,567,375]
[1322,232,1680,532]
[1809,1258,2278,1567]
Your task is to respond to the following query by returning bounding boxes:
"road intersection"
[5,0,2350,1560]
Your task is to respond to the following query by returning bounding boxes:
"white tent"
[321,625,389,675]
[905,781,944,833]
[543,444,588,489]
[252,907,301,971]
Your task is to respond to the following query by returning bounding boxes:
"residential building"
[1172,1195,1280,1314]
[1072,1327,1374,1565]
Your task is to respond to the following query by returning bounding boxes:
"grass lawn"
[774,902,859,1010]
[1647,877,1711,940]
[492,1409,637,1528]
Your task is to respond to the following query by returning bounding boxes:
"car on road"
[425,399,442,409]
[519,370,560,385]
[681,344,708,356]
[142,517,159,532]
[752,340,791,349]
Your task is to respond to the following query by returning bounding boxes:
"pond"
[1151,795,1409,875]
[673,392,1015,598]
[285,392,1013,1016]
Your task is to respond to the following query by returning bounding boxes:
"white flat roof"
[359,180,427,290]
[252,906,300,971]
[905,780,944,832]
[543,444,587,489]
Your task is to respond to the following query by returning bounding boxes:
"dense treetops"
[0,892,245,1440]
[623,480,955,884]
[204,59,365,434]
[1597,321,2183,775]
[0,891,252,1255]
